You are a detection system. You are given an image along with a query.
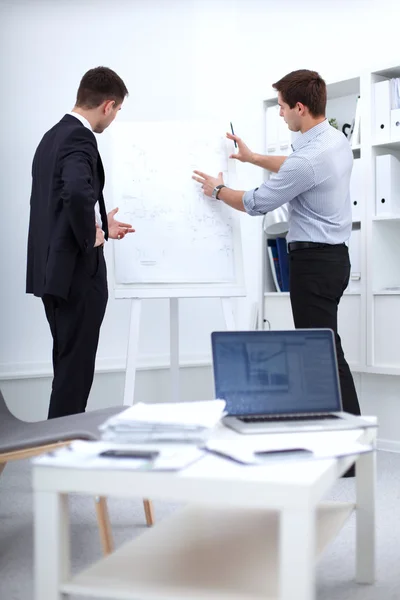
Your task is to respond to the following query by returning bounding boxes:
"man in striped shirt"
[193,69,361,422]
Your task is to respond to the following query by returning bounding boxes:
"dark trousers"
[289,244,361,416]
[42,250,108,419]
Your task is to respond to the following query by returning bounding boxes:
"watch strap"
[214,184,226,199]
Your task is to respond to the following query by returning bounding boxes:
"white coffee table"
[32,421,377,600]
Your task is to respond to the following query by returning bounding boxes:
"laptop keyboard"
[238,414,340,423]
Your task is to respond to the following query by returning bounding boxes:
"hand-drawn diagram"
[110,121,237,285]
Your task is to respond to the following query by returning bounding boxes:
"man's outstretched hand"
[192,171,224,197]
[107,207,135,240]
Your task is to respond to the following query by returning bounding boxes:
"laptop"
[211,329,374,434]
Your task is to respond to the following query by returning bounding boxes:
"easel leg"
[170,298,180,402]
[123,299,141,406]
[221,297,235,330]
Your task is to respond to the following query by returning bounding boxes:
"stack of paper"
[99,400,226,444]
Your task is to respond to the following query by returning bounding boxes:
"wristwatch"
[211,184,226,200]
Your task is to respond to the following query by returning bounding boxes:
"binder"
[375,154,400,216]
[267,239,282,292]
[390,108,400,141]
[275,237,290,292]
[350,96,361,147]
[373,80,391,143]
[349,158,362,222]
[348,228,361,292]
[390,77,400,109]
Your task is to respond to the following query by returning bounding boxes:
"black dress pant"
[289,244,361,416]
[42,248,108,419]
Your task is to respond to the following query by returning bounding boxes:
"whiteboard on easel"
[109,120,246,299]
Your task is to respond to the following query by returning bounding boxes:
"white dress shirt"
[67,111,103,229]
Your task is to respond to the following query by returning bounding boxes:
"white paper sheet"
[33,440,205,472]
[205,438,373,465]
[110,121,238,284]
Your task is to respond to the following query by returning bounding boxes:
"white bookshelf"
[259,63,400,375]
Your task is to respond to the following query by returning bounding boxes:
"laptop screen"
[211,329,342,415]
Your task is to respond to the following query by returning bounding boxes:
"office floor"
[0,451,399,600]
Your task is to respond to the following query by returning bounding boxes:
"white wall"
[2,0,400,444]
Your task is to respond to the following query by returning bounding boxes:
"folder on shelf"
[391,107,400,141]
[266,238,289,293]
[390,78,400,109]
[349,95,361,148]
[375,154,400,216]
[348,227,361,292]
[350,158,362,222]
[267,239,282,292]
[390,78,400,141]
[275,237,290,292]
[373,80,391,143]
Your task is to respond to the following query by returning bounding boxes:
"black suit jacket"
[26,114,109,300]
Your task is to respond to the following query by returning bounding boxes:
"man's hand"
[94,224,105,247]
[226,132,255,163]
[107,207,135,240]
[192,170,224,198]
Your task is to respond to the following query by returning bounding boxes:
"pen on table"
[230,121,237,148]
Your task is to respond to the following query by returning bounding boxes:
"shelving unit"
[258,64,400,375]
[362,64,400,373]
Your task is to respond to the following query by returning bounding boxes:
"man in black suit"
[26,67,134,418]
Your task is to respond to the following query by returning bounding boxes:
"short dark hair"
[76,66,128,109]
[272,69,326,117]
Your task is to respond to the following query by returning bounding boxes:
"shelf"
[264,292,290,297]
[372,214,400,222]
[373,290,400,295]
[265,77,359,105]
[326,77,359,99]
[364,365,400,376]
[349,363,366,373]
[373,66,400,79]
[61,503,354,600]
[263,291,360,297]
[372,139,400,151]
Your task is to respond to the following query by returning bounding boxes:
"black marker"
[230,121,237,148]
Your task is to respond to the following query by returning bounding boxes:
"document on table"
[204,437,374,465]
[32,440,205,471]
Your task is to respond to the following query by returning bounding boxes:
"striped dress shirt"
[242,119,353,244]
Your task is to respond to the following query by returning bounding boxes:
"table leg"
[34,491,70,600]
[280,508,316,600]
[356,450,376,583]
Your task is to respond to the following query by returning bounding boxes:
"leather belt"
[288,242,346,252]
